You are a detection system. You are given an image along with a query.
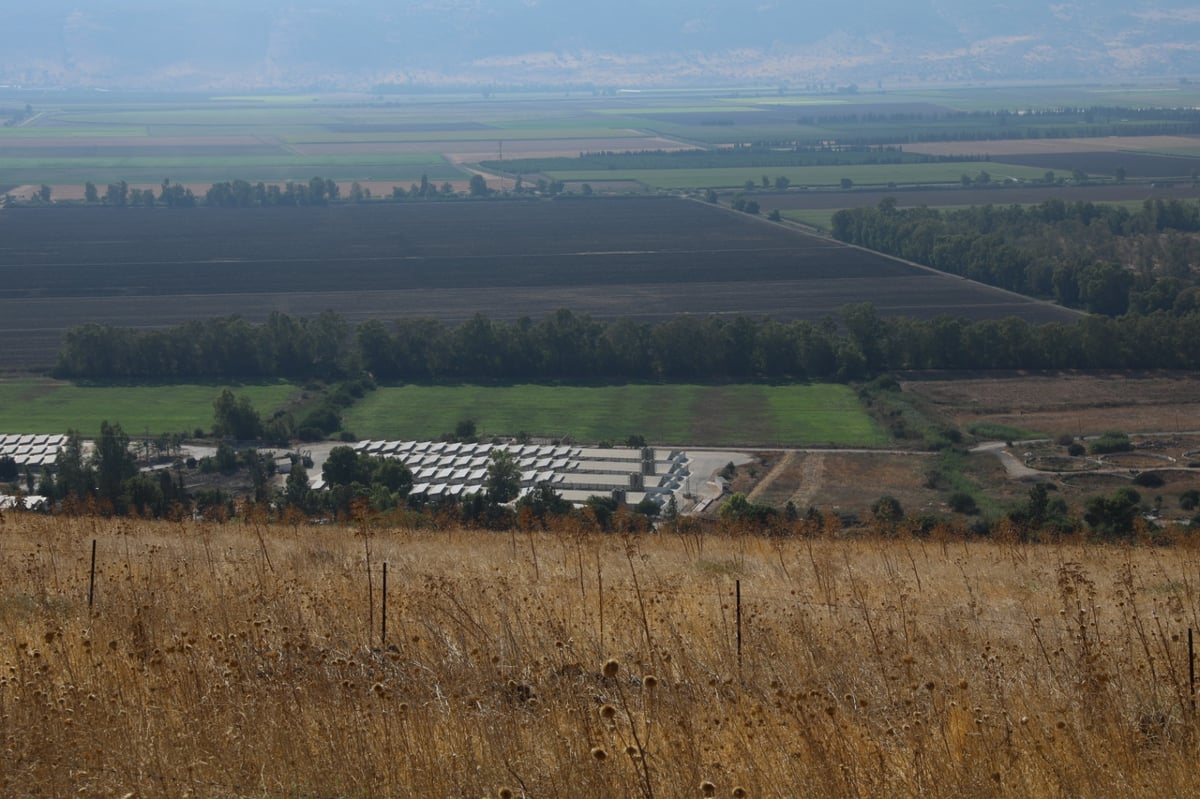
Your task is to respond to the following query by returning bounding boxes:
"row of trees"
[77,175,476,210]
[833,198,1200,316]
[52,304,1200,383]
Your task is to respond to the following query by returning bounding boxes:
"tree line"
[832,198,1200,316]
[76,174,472,210]
[51,304,1200,384]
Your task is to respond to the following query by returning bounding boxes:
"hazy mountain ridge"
[3,2,1199,90]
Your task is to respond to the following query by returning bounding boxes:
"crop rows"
[0,197,1079,370]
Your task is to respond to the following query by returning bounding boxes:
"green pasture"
[0,380,299,437]
[780,209,840,231]
[341,383,887,447]
[545,163,1051,190]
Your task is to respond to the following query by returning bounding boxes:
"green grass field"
[0,380,299,437]
[545,163,1052,190]
[342,383,887,446]
[780,208,840,230]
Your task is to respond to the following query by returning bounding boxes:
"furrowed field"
[4,516,1200,798]
[0,197,1078,372]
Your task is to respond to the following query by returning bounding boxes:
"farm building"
[0,494,48,511]
[0,434,66,469]
[342,441,689,507]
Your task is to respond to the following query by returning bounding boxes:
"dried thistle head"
[643,674,659,689]
[602,659,620,678]
[591,746,608,761]
[701,781,717,797]
[599,703,618,720]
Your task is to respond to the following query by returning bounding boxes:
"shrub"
[1180,489,1200,511]
[948,491,978,515]
[1090,431,1132,455]
[871,495,904,525]
[1132,472,1164,488]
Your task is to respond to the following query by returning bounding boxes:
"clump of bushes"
[1090,431,1132,455]
[1132,472,1164,488]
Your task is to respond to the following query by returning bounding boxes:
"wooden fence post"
[736,579,743,671]
[1180,623,1190,710]
[88,539,97,611]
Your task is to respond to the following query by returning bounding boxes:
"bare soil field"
[0,197,1078,371]
[745,450,946,519]
[903,135,1200,157]
[901,372,1200,438]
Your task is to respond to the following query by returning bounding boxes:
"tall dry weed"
[2,513,1200,796]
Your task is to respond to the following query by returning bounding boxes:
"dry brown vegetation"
[5,513,1200,797]
[903,372,1200,437]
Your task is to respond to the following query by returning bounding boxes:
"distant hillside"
[3,1,1200,90]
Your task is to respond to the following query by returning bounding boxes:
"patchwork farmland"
[0,197,1079,371]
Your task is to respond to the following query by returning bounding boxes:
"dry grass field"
[5,514,1200,798]
[902,372,1200,438]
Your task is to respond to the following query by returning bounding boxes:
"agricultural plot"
[0,152,464,187]
[0,198,1080,371]
[544,163,1052,190]
[1,95,688,191]
[900,372,1200,438]
[0,379,298,436]
[991,151,1200,179]
[341,383,886,447]
[753,182,1200,211]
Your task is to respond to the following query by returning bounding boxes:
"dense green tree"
[212,390,263,440]
[104,181,129,207]
[486,449,522,503]
[93,421,138,510]
[1084,487,1142,537]
[516,482,571,526]
[284,460,312,511]
[322,446,370,487]
[54,431,94,504]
